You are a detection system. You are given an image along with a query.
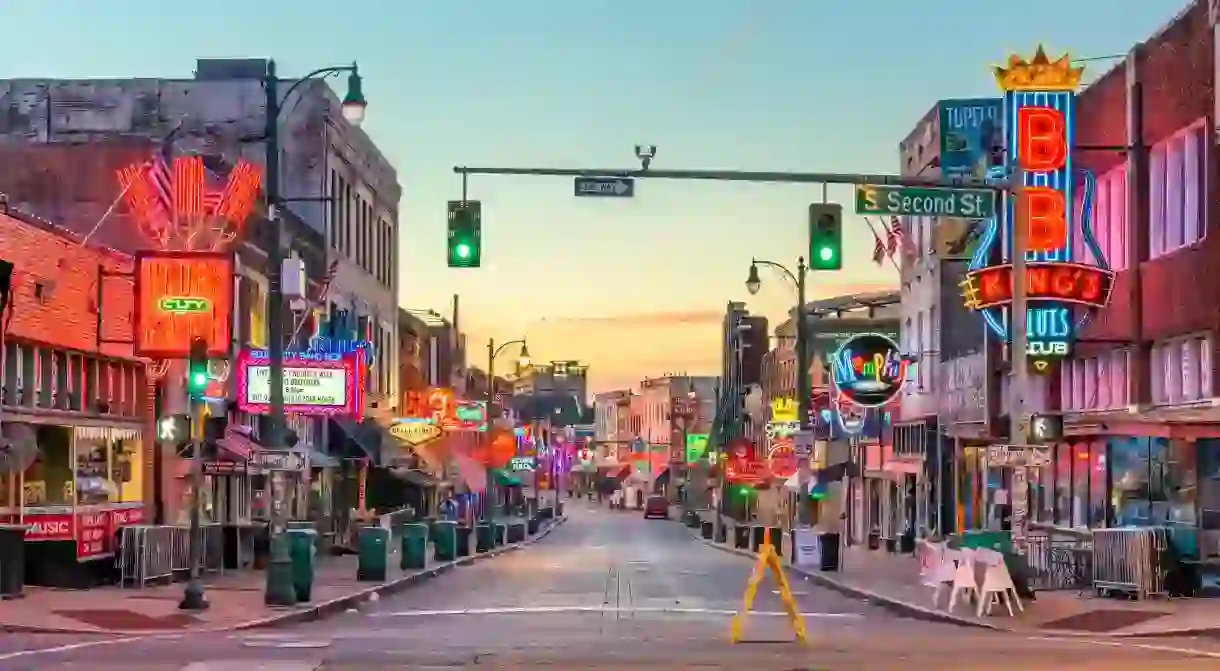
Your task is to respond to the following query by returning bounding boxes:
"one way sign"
[574,177,635,198]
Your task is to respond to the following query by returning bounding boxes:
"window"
[329,169,339,250]
[342,181,353,256]
[1061,349,1130,411]
[1111,437,1196,528]
[1150,120,1207,259]
[1074,164,1128,270]
[1151,334,1212,405]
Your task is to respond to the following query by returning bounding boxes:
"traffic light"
[808,203,843,270]
[447,200,482,268]
[187,337,208,399]
[156,414,190,445]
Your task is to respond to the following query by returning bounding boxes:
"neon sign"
[158,296,211,314]
[830,333,911,408]
[236,348,366,417]
[307,336,376,365]
[968,47,1110,371]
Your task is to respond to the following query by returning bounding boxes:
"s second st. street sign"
[574,177,635,198]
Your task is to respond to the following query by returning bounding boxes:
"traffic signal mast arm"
[454,165,1009,191]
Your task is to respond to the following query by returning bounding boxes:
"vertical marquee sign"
[962,47,1115,373]
[133,251,234,358]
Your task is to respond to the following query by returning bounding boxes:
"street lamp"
[486,338,529,520]
[745,257,810,433]
[261,58,367,608]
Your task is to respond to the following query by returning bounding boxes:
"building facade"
[0,57,401,421]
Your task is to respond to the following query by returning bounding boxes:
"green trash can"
[401,523,429,570]
[494,523,506,546]
[287,528,317,601]
[433,520,458,561]
[475,523,494,552]
[527,516,540,535]
[357,525,390,582]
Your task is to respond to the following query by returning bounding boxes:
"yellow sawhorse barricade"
[729,527,807,644]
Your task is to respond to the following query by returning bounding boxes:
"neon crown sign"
[963,47,1115,365]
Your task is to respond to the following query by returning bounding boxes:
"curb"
[4,516,568,636]
[688,528,1216,639]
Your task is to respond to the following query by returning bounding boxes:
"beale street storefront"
[1,209,151,587]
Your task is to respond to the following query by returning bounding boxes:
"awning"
[329,418,395,464]
[490,469,521,486]
[305,447,338,469]
[654,467,671,485]
[392,467,439,488]
[612,464,633,480]
[217,427,257,461]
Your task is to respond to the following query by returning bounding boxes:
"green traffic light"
[191,371,207,387]
[455,243,471,259]
[818,246,835,262]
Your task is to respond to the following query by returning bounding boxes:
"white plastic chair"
[919,542,957,609]
[946,547,979,613]
[973,547,1024,617]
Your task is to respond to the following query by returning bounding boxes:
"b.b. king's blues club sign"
[961,47,1116,374]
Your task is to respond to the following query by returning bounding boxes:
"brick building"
[1029,1,1220,541]
[0,206,151,584]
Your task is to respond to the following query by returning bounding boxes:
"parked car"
[643,495,669,520]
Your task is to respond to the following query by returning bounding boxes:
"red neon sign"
[1017,106,1068,252]
[962,261,1115,310]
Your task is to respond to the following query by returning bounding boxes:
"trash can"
[767,526,783,552]
[287,528,317,601]
[818,532,841,571]
[750,526,765,551]
[0,525,26,598]
[433,521,458,562]
[733,525,750,549]
[556,501,564,517]
[700,521,713,539]
[527,516,540,535]
[475,523,494,552]
[455,526,473,557]
[507,522,526,544]
[401,523,429,570]
[494,523,507,546]
[357,525,390,582]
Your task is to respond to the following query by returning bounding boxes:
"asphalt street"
[6,501,1220,669]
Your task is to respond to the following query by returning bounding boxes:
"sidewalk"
[690,525,1220,638]
[0,516,566,635]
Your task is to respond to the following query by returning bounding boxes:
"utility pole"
[1008,166,1029,546]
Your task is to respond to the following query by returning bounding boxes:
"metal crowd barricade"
[117,523,226,587]
[1092,528,1167,600]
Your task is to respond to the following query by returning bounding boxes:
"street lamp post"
[262,58,367,607]
[486,338,529,520]
[746,257,810,432]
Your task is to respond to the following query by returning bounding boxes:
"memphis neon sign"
[966,47,1114,361]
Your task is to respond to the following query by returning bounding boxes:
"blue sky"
[0,0,1189,392]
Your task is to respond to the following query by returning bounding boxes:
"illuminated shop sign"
[967,47,1113,372]
[830,333,912,408]
[133,251,233,359]
[236,348,366,416]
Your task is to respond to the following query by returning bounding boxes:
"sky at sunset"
[1,0,1188,394]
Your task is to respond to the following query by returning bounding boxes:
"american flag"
[886,216,905,257]
[870,225,886,265]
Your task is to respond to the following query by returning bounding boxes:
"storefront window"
[1054,445,1072,525]
[1111,437,1151,526]
[73,427,141,505]
[1089,442,1108,527]
[1153,439,1196,527]
[23,425,73,505]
